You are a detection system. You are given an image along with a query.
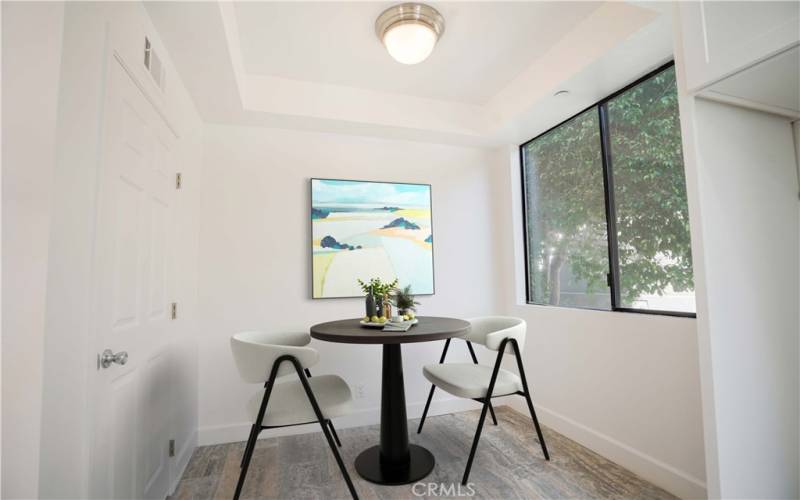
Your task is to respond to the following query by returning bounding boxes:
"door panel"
[112,176,144,329]
[110,371,138,499]
[91,56,176,500]
[147,196,168,321]
[142,352,170,499]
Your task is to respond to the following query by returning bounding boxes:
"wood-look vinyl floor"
[172,406,676,500]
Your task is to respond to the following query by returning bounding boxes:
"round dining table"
[310,316,470,485]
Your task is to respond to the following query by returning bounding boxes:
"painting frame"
[309,177,436,299]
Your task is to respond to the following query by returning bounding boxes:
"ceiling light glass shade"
[376,3,444,65]
[383,22,437,64]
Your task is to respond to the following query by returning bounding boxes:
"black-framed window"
[520,62,695,317]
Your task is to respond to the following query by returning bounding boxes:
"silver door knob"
[99,349,128,369]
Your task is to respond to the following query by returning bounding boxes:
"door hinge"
[169,439,175,457]
[175,172,182,189]
[171,302,177,320]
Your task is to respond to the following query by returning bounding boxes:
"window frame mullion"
[598,102,622,310]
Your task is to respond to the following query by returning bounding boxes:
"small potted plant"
[392,285,419,320]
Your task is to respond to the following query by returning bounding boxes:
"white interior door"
[90,56,177,500]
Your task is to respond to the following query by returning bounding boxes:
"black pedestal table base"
[354,344,435,485]
[355,444,435,485]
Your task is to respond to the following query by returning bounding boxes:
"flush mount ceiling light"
[376,3,445,65]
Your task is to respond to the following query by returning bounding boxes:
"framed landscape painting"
[311,178,434,298]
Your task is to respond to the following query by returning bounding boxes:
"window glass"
[607,66,695,313]
[522,109,611,309]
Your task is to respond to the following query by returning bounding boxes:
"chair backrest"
[230,331,319,383]
[464,317,526,355]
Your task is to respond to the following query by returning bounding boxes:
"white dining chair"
[230,331,358,499]
[417,317,549,485]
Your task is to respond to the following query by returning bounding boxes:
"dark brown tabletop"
[310,316,470,344]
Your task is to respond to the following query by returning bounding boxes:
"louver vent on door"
[144,37,166,92]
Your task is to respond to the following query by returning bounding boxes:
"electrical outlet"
[354,384,366,400]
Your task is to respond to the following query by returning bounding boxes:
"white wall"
[1,3,64,498]
[34,3,203,497]
[687,99,799,499]
[490,148,707,499]
[672,4,800,492]
[197,124,503,444]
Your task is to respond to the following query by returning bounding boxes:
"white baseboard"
[198,397,482,446]
[169,428,197,495]
[505,400,706,500]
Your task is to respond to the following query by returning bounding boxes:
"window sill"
[522,301,697,319]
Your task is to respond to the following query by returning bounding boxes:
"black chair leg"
[235,373,278,500]
[462,342,509,486]
[303,368,341,447]
[293,361,358,499]
[419,338,452,434]
[467,341,497,426]
[512,341,549,461]
[522,390,549,461]
[240,423,260,468]
[328,420,342,447]
[319,417,357,499]
[417,384,436,434]
[462,399,491,485]
[488,402,498,426]
[234,423,260,500]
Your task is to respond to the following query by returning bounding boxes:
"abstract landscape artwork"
[311,178,434,298]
